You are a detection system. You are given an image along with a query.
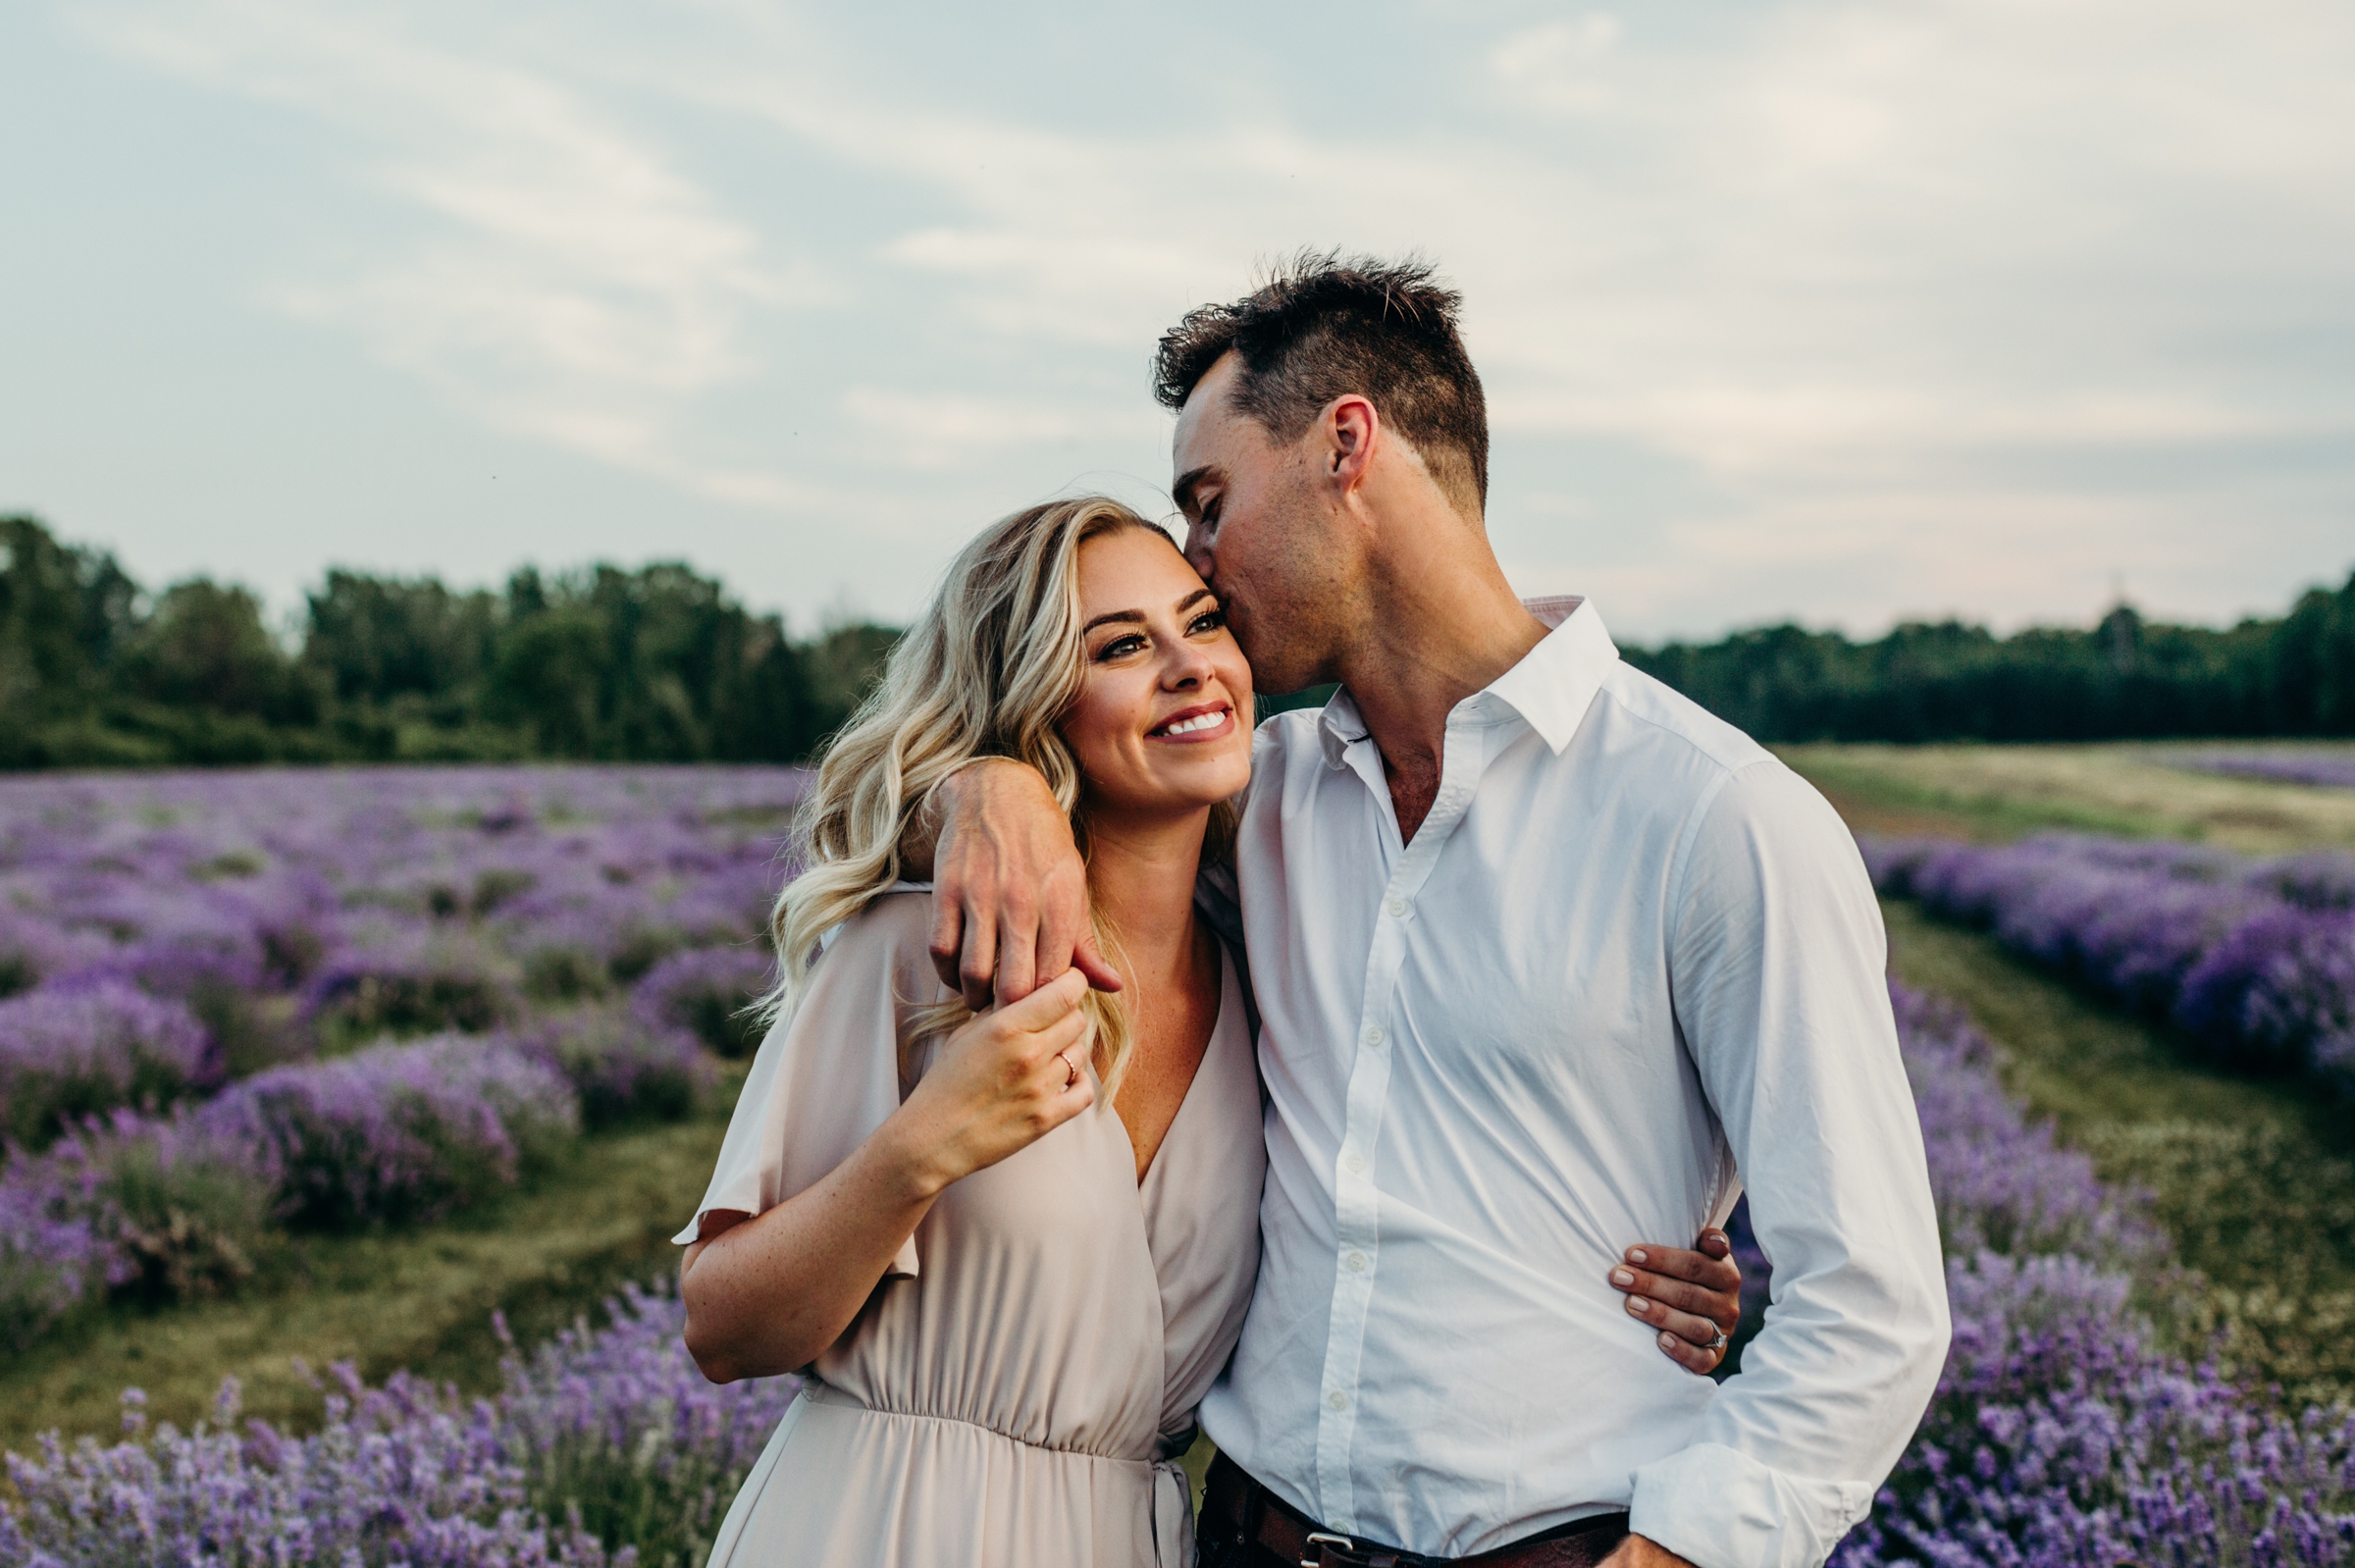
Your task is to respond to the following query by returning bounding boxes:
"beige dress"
[676,890,1266,1568]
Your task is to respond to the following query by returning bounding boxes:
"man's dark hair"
[1152,251,1489,513]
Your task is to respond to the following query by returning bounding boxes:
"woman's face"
[1062,527,1254,823]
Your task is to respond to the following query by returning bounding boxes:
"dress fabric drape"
[679,892,1265,1568]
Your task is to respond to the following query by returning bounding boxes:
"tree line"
[0,514,897,768]
[1622,568,2355,743]
[5,511,2352,767]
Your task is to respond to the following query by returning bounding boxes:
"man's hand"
[1606,1227,1744,1376]
[927,759,1123,1008]
[1599,1534,1700,1568]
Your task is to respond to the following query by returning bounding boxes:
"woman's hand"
[883,967,1097,1193]
[680,969,1097,1385]
[1607,1228,1745,1375]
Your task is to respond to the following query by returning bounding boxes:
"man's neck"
[1332,522,1548,844]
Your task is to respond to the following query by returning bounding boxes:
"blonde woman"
[675,497,1739,1567]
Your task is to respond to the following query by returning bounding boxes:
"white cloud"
[81,0,811,499]
[36,0,2355,635]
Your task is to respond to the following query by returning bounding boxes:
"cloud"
[50,0,2355,635]
[81,0,814,502]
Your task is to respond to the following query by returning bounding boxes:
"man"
[926,255,1949,1567]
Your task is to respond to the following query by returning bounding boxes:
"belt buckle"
[1302,1532,1357,1566]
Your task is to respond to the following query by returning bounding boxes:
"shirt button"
[1346,1251,1368,1273]
[1343,1151,1367,1174]
[1386,897,1407,917]
[1330,1390,1349,1411]
[1363,1024,1385,1047]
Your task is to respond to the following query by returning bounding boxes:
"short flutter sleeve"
[671,888,944,1279]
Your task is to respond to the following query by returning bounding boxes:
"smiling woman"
[673,495,1266,1567]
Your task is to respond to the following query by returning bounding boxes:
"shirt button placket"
[1315,719,1483,1533]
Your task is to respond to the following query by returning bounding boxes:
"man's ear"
[1326,394,1379,494]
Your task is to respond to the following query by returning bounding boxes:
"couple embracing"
[674,257,1951,1568]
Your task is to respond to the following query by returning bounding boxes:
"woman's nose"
[1163,643,1214,689]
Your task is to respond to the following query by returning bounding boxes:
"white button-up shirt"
[1197,599,1949,1566]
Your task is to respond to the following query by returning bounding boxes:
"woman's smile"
[1148,703,1233,742]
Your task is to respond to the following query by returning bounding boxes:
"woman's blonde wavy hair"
[759,496,1238,1098]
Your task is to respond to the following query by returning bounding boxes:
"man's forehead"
[1170,357,1243,485]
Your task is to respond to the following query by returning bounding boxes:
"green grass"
[1782,742,2355,854]
[1882,900,2355,1406]
[0,1092,737,1458]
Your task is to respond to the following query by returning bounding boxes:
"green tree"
[119,580,312,722]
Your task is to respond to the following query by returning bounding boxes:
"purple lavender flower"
[631,945,775,1058]
[2170,751,2355,791]
[197,1033,580,1228]
[516,1006,713,1129]
[1866,833,2355,1090]
[0,980,216,1150]
[303,930,523,1043]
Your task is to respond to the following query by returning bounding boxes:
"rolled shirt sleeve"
[1632,760,1951,1567]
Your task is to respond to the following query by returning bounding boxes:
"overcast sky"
[4,0,2350,643]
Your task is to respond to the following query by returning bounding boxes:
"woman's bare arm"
[680,971,1094,1382]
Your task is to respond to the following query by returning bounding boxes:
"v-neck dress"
[676,890,1266,1568]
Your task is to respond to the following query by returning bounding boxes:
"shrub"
[95,1130,275,1303]
[631,946,773,1058]
[519,1006,710,1130]
[304,935,521,1046]
[0,980,216,1150]
[1866,833,2355,1092]
[199,1034,579,1228]
[501,1283,798,1563]
[0,1374,620,1567]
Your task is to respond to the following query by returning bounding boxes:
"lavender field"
[1865,834,2355,1091]
[2172,752,2355,791]
[8,761,2355,1564]
[0,767,800,1355]
[10,970,2348,1564]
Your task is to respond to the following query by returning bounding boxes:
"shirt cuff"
[1628,1442,1872,1568]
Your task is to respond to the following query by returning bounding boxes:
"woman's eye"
[1188,609,1226,636]
[1096,634,1144,661]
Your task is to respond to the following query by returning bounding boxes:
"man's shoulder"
[1592,661,1776,783]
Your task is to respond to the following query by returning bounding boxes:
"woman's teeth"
[1160,711,1225,736]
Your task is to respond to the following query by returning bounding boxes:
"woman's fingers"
[991,967,1090,1031]
[1617,1241,1743,1331]
[1621,1291,1729,1374]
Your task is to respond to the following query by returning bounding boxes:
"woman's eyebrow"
[1083,589,1212,637]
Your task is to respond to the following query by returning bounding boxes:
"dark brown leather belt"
[1203,1453,1631,1568]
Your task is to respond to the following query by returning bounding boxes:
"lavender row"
[2170,751,2355,791]
[0,1007,715,1343]
[1865,833,2355,1089]
[0,766,802,1145]
[0,1282,799,1568]
[1831,984,2355,1565]
[9,978,2346,1565]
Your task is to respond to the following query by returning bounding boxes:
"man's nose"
[1181,526,1213,573]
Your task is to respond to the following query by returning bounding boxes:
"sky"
[3,0,2351,644]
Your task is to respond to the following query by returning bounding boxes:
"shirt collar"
[1316,596,1619,767]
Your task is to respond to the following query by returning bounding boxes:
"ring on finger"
[1703,1324,1729,1353]
[1062,1051,1079,1088]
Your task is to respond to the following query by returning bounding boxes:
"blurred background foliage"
[7,510,2352,768]
[1627,585,2355,743]
[0,514,899,767]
